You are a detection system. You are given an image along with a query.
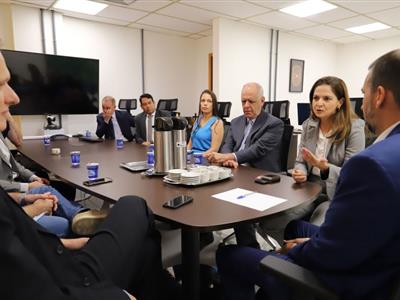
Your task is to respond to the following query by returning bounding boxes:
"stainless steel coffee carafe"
[154,117,174,174]
[172,117,188,169]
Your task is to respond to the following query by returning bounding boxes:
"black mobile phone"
[254,174,281,184]
[163,195,193,209]
[83,177,113,186]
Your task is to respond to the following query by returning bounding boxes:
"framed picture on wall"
[289,59,304,93]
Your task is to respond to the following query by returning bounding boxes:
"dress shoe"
[71,209,108,236]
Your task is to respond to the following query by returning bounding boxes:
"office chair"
[260,255,400,300]
[217,101,232,125]
[280,125,294,173]
[157,98,178,112]
[118,99,137,115]
[263,100,291,124]
[350,97,364,119]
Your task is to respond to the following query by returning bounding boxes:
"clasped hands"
[24,192,59,215]
[276,237,310,255]
[203,152,238,168]
[292,147,329,183]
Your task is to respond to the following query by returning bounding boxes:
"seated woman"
[292,76,365,224]
[260,76,365,245]
[188,89,224,155]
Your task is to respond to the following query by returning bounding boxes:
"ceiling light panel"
[280,0,337,18]
[346,22,390,34]
[54,0,108,15]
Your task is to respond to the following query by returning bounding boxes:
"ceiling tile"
[369,7,400,27]
[13,0,54,8]
[186,33,205,39]
[332,34,370,44]
[126,0,173,12]
[181,0,270,19]
[246,0,303,10]
[329,15,377,29]
[361,27,400,39]
[97,5,148,22]
[295,25,349,39]
[158,2,221,24]
[60,11,130,26]
[334,0,400,14]
[128,22,188,36]
[137,13,210,33]
[305,7,356,23]
[248,11,315,30]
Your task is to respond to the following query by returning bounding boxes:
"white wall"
[277,32,337,126]
[213,18,271,119]
[336,36,400,98]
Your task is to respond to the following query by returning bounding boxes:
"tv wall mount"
[44,114,62,130]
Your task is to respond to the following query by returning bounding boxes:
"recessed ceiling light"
[280,0,337,18]
[54,0,108,15]
[346,22,390,34]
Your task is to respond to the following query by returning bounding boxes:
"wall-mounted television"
[2,49,99,115]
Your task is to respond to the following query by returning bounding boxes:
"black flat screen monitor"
[350,97,364,119]
[297,103,310,126]
[2,49,99,115]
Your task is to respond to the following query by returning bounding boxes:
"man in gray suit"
[206,82,284,248]
[135,93,171,145]
[206,82,283,172]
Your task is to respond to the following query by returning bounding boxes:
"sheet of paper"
[212,188,287,211]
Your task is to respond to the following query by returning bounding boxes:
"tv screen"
[350,97,364,119]
[2,49,99,115]
[297,102,310,126]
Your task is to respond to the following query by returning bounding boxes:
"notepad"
[212,188,287,211]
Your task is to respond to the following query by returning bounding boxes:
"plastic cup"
[85,130,91,137]
[147,152,154,167]
[70,151,80,167]
[86,163,99,181]
[116,138,124,149]
[193,152,204,165]
[149,144,154,152]
[43,135,50,146]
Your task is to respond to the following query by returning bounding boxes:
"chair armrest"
[259,256,339,300]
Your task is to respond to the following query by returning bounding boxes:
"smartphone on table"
[83,177,113,186]
[254,174,281,184]
[163,195,193,209]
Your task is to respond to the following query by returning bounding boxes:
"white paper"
[212,188,287,211]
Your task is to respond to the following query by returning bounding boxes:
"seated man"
[135,93,171,145]
[96,95,135,141]
[206,82,283,248]
[216,49,400,300]
[205,82,283,171]
[0,50,180,300]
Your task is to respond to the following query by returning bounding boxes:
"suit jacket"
[0,135,35,192]
[288,123,400,300]
[96,110,135,141]
[295,117,365,198]
[0,187,127,299]
[134,109,171,144]
[221,111,284,172]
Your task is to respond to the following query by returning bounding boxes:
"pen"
[237,192,256,199]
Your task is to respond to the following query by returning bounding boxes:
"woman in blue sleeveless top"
[188,90,224,154]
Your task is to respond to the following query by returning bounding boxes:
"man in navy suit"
[96,96,135,141]
[216,49,400,300]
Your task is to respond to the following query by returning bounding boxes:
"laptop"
[120,161,150,172]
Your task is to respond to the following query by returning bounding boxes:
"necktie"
[147,115,153,143]
[239,120,253,151]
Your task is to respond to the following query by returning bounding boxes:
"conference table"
[18,138,321,300]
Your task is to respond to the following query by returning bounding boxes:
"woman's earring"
[336,106,340,112]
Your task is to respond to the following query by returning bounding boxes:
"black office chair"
[157,98,178,112]
[263,100,291,124]
[217,101,232,125]
[260,255,400,300]
[280,124,294,173]
[118,99,137,115]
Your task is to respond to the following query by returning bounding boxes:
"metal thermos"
[172,117,188,169]
[154,117,174,174]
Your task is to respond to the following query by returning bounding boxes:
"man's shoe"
[72,209,108,236]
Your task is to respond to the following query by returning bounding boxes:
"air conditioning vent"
[104,0,136,5]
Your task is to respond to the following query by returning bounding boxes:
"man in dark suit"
[0,50,176,300]
[135,93,171,145]
[216,50,400,300]
[206,82,283,172]
[96,96,135,141]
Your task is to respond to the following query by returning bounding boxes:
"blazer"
[0,187,127,299]
[295,117,365,198]
[134,109,171,144]
[221,111,284,172]
[289,123,400,300]
[0,135,35,192]
[96,110,135,141]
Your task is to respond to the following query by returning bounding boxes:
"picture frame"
[289,59,304,93]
